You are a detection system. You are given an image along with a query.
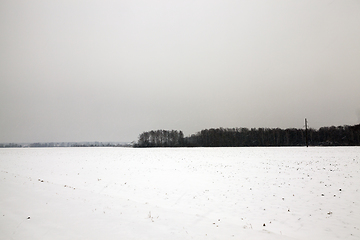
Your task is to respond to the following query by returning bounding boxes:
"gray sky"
[1,0,360,143]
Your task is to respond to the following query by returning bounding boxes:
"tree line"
[135,124,360,147]
[0,142,130,148]
[136,130,185,147]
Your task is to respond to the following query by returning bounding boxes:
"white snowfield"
[0,147,359,240]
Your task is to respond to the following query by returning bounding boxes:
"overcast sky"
[1,0,360,143]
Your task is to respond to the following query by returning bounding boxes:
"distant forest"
[2,124,359,148]
[0,142,130,148]
[135,124,360,147]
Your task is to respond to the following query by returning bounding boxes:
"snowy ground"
[0,147,359,240]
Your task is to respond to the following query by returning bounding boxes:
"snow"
[0,147,359,240]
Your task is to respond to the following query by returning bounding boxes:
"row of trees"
[0,142,131,148]
[135,124,360,147]
[136,130,185,147]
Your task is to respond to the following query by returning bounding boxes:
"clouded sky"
[1,0,360,143]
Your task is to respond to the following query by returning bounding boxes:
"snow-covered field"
[0,147,359,240]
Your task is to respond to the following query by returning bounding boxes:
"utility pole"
[305,118,309,147]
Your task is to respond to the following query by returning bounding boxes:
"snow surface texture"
[0,147,359,240]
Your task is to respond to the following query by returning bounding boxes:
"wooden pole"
[305,118,308,147]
